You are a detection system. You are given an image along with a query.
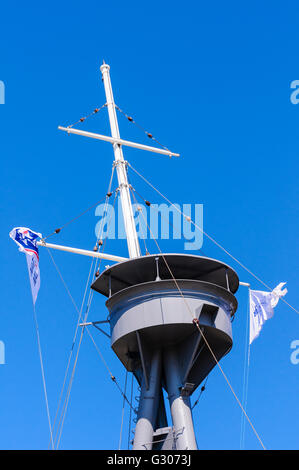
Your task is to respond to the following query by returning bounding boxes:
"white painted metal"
[37,241,127,263]
[58,126,180,158]
[163,348,198,450]
[100,62,141,259]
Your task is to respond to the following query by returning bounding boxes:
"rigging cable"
[48,246,135,445]
[127,161,299,316]
[46,249,96,449]
[54,171,116,448]
[115,104,171,153]
[43,157,116,242]
[55,302,91,448]
[240,287,251,449]
[43,194,109,241]
[130,187,266,450]
[129,182,209,257]
[45,173,134,447]
[129,188,150,255]
[191,375,209,410]
[118,370,128,450]
[127,373,134,450]
[73,189,139,414]
[32,303,55,449]
[66,103,107,129]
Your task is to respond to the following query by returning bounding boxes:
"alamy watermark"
[0,341,5,364]
[290,340,299,365]
[288,85,299,366]
[290,80,299,104]
[95,199,203,251]
[0,81,5,104]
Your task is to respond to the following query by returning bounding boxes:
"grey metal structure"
[91,253,239,449]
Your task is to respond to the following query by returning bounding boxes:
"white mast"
[57,62,179,257]
[100,62,141,259]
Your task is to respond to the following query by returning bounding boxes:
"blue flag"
[10,227,42,304]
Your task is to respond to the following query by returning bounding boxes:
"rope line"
[43,194,110,241]
[191,375,209,410]
[49,167,117,447]
[54,170,117,448]
[128,373,134,450]
[115,104,171,152]
[32,303,54,449]
[66,103,107,129]
[49,167,116,447]
[118,370,128,450]
[130,187,266,450]
[43,165,116,242]
[55,299,92,449]
[48,248,135,422]
[55,267,96,448]
[129,182,209,257]
[46,171,136,447]
[94,188,119,276]
[240,287,251,449]
[77,188,136,413]
[129,188,150,255]
[46,250,95,449]
[127,162,299,315]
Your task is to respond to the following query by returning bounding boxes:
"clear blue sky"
[1,1,298,450]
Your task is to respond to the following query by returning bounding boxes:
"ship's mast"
[100,62,141,259]
[98,64,198,449]
[54,63,239,451]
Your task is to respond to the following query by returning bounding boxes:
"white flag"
[249,283,287,344]
[9,227,42,305]
[270,282,288,308]
[25,252,40,305]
